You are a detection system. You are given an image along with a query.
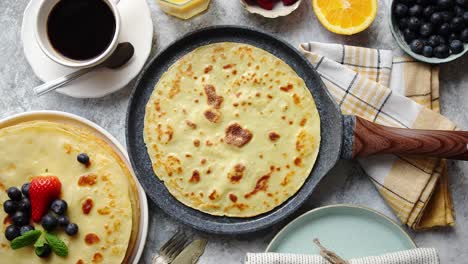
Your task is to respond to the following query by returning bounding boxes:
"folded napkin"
[298,42,455,230]
[245,248,439,264]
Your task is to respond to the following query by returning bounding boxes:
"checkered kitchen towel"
[246,248,439,264]
[298,42,455,230]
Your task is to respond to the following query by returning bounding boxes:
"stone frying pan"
[126,26,468,235]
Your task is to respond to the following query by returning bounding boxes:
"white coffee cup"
[34,0,121,68]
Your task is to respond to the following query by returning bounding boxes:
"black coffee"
[47,0,116,61]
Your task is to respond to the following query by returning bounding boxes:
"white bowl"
[0,111,148,264]
[240,0,302,18]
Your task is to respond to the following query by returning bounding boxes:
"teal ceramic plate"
[266,205,416,259]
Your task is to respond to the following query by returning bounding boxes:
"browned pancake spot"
[293,94,301,105]
[229,194,238,203]
[194,139,200,147]
[201,159,207,165]
[3,216,12,225]
[92,253,103,263]
[268,132,280,142]
[209,190,218,200]
[204,65,213,73]
[97,207,111,215]
[76,260,84,264]
[204,109,221,123]
[185,120,197,129]
[189,170,200,183]
[82,198,93,215]
[300,118,307,126]
[78,174,97,187]
[294,157,302,166]
[227,164,246,183]
[223,64,234,69]
[224,123,253,148]
[280,83,293,92]
[244,174,271,199]
[204,84,223,109]
[85,233,100,245]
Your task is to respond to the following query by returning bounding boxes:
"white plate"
[0,111,148,264]
[21,0,153,98]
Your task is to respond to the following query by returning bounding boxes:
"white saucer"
[21,0,153,98]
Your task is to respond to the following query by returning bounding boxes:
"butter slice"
[158,0,211,19]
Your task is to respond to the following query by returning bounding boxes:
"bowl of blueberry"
[390,0,468,63]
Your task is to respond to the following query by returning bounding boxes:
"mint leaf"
[34,232,46,248]
[11,230,42,249]
[44,232,68,257]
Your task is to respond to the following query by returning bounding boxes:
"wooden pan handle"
[341,115,468,160]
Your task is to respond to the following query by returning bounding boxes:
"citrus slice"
[312,0,378,35]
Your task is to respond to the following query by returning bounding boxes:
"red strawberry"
[29,176,62,222]
[282,0,298,5]
[257,0,276,10]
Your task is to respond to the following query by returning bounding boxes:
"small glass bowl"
[158,0,211,20]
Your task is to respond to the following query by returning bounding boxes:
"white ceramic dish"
[0,111,148,264]
[240,0,302,18]
[21,0,153,98]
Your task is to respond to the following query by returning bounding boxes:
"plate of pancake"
[0,111,148,264]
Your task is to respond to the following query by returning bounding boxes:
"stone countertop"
[1,0,467,263]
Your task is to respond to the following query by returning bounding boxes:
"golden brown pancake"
[0,121,136,263]
[144,42,320,217]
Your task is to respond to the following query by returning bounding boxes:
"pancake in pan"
[144,42,320,217]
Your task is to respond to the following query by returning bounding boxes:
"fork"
[152,231,191,264]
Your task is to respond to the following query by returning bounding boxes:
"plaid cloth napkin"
[245,248,439,264]
[298,42,455,230]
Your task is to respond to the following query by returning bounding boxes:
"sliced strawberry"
[29,176,62,222]
[257,0,276,10]
[282,0,298,5]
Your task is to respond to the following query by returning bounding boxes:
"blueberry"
[12,211,29,226]
[410,39,425,54]
[454,6,464,17]
[7,187,22,201]
[21,183,30,198]
[438,23,452,36]
[460,28,468,42]
[77,153,90,164]
[428,35,445,46]
[17,197,31,213]
[19,225,35,235]
[423,6,436,18]
[409,5,423,17]
[423,45,434,57]
[448,32,459,42]
[450,39,464,53]
[50,199,67,215]
[464,12,468,23]
[404,28,419,42]
[441,11,454,22]
[5,225,20,241]
[408,17,422,31]
[398,17,410,29]
[395,3,409,17]
[451,17,465,32]
[3,200,16,215]
[41,214,58,231]
[438,0,454,8]
[57,215,70,227]
[431,12,444,25]
[420,23,433,36]
[35,244,52,258]
[434,44,451,58]
[65,223,79,236]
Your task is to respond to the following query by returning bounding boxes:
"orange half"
[312,0,378,35]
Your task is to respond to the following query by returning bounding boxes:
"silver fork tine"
[166,234,189,260]
[159,231,182,254]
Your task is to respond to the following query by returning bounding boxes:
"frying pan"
[126,26,468,235]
